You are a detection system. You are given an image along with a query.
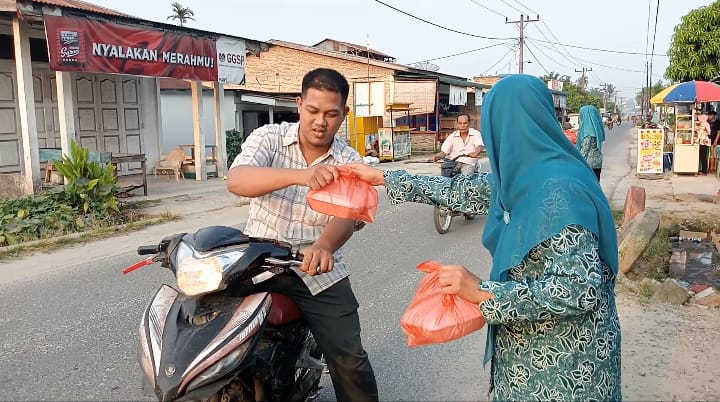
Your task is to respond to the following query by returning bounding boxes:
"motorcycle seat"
[268,293,303,325]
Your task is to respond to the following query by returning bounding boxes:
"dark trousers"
[593,168,602,180]
[700,145,710,174]
[254,273,379,402]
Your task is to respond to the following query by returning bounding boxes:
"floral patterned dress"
[384,170,622,402]
[580,136,603,169]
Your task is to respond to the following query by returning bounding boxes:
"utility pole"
[506,14,540,74]
[600,83,609,112]
[574,67,592,90]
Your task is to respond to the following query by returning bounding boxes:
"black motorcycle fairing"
[191,226,249,253]
[150,292,270,402]
[223,242,295,284]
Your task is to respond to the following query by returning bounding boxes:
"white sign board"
[217,36,246,85]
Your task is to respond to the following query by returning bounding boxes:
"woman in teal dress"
[350,75,621,401]
[577,105,606,180]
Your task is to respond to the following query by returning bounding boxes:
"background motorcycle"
[124,225,325,402]
[433,155,478,234]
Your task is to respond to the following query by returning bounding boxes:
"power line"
[649,0,661,83]
[468,0,507,19]
[372,0,513,40]
[406,42,510,64]
[524,41,550,74]
[525,39,571,69]
[480,48,515,76]
[527,22,580,69]
[526,37,668,56]
[497,0,526,15]
[528,39,645,73]
[512,0,538,15]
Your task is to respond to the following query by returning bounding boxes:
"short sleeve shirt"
[441,128,484,165]
[229,122,362,295]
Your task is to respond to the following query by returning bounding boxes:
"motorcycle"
[124,225,325,402]
[433,155,478,234]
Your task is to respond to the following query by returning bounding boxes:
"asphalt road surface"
[0,124,634,401]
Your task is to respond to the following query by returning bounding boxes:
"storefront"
[0,0,263,196]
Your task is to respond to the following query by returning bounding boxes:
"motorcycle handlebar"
[137,245,159,255]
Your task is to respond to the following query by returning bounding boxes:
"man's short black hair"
[708,110,717,116]
[301,68,350,106]
[456,113,471,122]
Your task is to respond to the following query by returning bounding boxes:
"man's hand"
[299,244,335,276]
[346,163,385,186]
[301,165,340,190]
[468,151,480,158]
[438,264,494,304]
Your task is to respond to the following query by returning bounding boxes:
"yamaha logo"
[164,364,176,377]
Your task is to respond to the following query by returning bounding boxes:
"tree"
[666,1,720,81]
[636,80,666,106]
[167,2,195,27]
[564,80,604,113]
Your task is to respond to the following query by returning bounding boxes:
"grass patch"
[0,213,177,261]
[637,280,657,299]
[120,199,163,209]
[612,210,623,225]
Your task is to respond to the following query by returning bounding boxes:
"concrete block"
[618,210,661,274]
[622,185,646,227]
[652,278,692,305]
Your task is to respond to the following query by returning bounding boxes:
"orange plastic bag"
[400,260,486,347]
[307,166,379,223]
[564,129,578,144]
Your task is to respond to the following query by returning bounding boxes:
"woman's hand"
[346,163,386,186]
[439,264,494,304]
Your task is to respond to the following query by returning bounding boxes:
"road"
[0,125,634,401]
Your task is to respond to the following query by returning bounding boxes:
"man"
[227,68,378,402]
[431,114,484,175]
[708,110,720,174]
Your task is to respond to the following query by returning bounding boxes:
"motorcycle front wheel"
[433,206,453,234]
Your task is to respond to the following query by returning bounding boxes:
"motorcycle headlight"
[173,242,247,297]
[176,255,224,297]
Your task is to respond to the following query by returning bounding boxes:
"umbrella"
[650,80,720,104]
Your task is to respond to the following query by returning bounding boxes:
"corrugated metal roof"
[268,39,410,72]
[31,0,129,17]
[440,76,491,90]
[312,38,394,59]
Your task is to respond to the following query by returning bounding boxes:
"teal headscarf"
[576,105,606,151]
[480,75,618,365]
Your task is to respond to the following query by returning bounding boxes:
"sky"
[91,0,714,104]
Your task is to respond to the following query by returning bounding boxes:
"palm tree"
[167,2,195,27]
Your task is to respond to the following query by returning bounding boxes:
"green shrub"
[0,193,79,246]
[52,139,119,217]
[226,129,248,169]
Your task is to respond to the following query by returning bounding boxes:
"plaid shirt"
[230,122,361,295]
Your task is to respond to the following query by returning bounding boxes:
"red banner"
[44,15,218,81]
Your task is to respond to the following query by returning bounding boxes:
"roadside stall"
[377,103,413,161]
[648,81,720,174]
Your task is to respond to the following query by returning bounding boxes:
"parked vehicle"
[124,226,325,402]
[433,155,478,234]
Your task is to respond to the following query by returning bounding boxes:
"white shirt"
[230,122,361,295]
[441,128,484,166]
